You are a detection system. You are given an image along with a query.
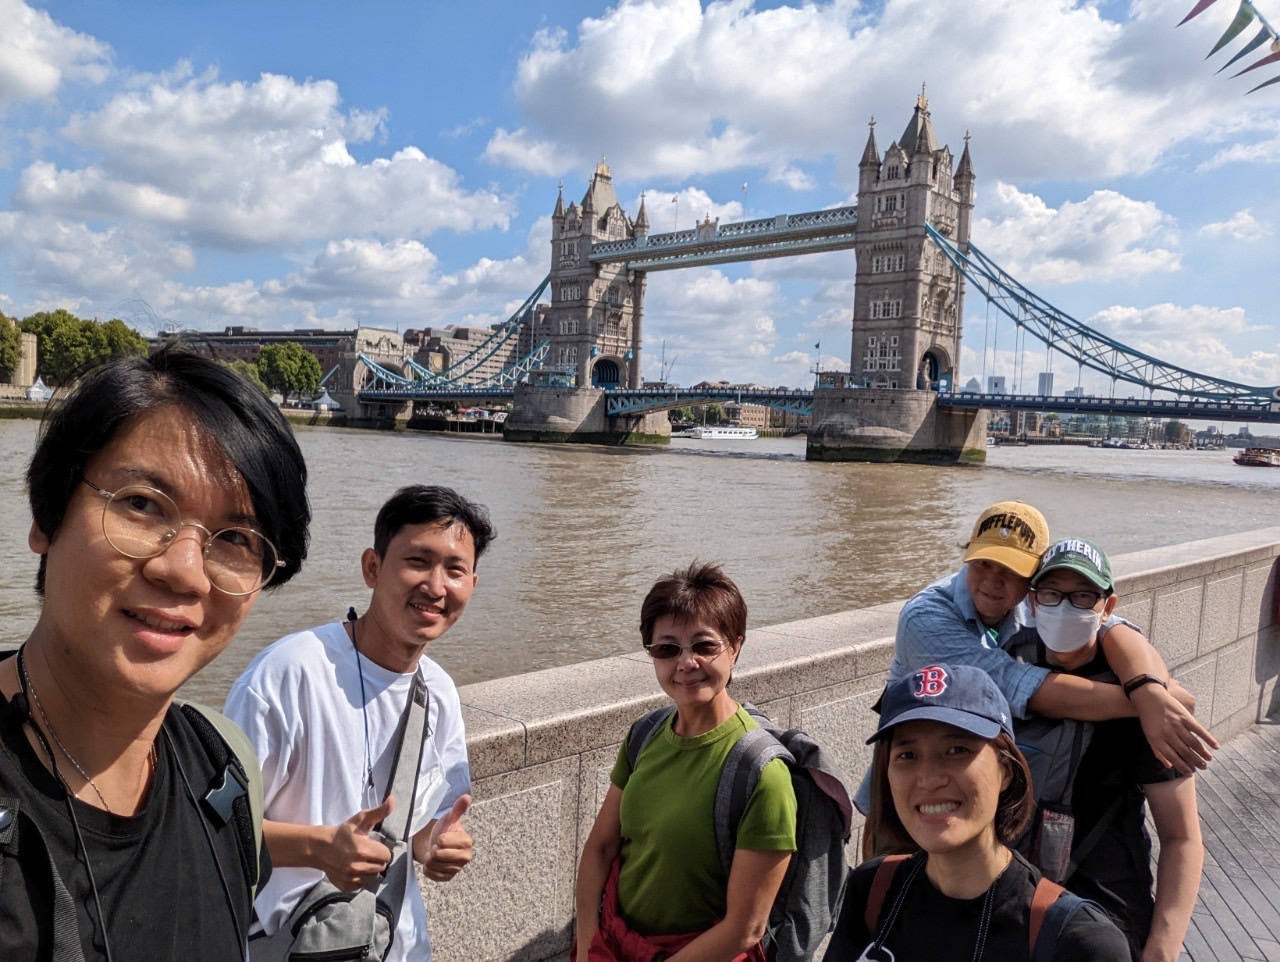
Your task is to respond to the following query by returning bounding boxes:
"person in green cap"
[1010,538,1202,962]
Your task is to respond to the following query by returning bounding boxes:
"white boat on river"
[688,425,759,439]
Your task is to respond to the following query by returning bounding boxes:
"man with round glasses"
[1010,539,1202,962]
[0,346,311,961]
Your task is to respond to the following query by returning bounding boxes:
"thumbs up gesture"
[417,794,473,882]
[323,798,395,891]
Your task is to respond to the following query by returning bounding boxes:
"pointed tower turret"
[898,85,937,167]
[634,192,649,236]
[553,180,565,219]
[955,132,975,250]
[858,117,881,193]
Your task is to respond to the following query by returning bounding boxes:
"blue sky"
[2,0,1279,391]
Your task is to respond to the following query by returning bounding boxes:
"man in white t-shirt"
[226,484,495,961]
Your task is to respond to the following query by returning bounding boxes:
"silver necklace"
[17,647,156,815]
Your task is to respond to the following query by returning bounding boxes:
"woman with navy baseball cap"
[825,664,1129,961]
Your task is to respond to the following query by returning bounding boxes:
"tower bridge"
[338,90,1276,462]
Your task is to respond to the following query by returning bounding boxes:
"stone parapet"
[425,530,1280,961]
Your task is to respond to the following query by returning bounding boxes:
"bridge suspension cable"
[926,224,1277,403]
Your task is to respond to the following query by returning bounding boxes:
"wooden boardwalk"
[1179,721,1280,962]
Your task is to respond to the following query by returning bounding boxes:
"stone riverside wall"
[424,528,1280,961]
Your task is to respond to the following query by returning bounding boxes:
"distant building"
[960,376,981,394]
[1063,386,1086,399]
[1037,372,1054,396]
[154,326,404,382]
[988,375,1007,394]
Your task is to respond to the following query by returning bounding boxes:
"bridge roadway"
[356,382,1280,426]
[1177,719,1280,961]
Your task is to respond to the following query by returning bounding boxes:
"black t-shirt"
[1021,638,1181,958]
[0,693,258,961]
[825,851,1131,961]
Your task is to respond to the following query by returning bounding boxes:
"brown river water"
[3,418,1278,705]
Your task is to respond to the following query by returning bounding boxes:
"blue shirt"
[891,566,1048,719]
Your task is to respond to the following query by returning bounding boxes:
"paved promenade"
[1180,719,1280,962]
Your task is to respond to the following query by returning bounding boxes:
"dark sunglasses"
[643,640,727,660]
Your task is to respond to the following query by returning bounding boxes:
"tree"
[20,310,146,384]
[225,358,270,395]
[0,312,21,384]
[1163,420,1192,446]
[257,342,323,404]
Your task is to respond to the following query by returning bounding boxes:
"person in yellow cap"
[889,501,1215,781]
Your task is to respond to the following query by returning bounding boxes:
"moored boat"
[1232,447,1280,467]
[688,425,759,440]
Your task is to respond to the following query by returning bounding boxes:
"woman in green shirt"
[575,563,797,962]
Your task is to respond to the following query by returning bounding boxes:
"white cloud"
[0,0,111,112]
[1199,209,1273,241]
[487,0,1272,185]
[974,182,1180,284]
[14,71,513,250]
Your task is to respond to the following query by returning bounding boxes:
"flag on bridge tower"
[815,341,821,350]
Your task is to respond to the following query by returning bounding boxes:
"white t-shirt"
[225,622,471,962]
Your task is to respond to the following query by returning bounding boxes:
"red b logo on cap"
[915,665,949,698]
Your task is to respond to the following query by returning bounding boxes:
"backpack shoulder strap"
[625,706,675,771]
[0,797,87,962]
[864,853,910,934]
[713,725,790,877]
[1029,875,1073,960]
[176,701,264,897]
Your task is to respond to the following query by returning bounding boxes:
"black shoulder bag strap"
[0,798,87,962]
[371,669,430,929]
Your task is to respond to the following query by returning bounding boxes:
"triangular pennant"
[1218,25,1273,71]
[1180,0,1224,24]
[1246,71,1280,91]
[1232,47,1280,76]
[1207,1,1256,57]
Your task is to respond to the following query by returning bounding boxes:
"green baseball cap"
[1031,538,1113,592]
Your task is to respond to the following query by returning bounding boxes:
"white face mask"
[1035,601,1102,653]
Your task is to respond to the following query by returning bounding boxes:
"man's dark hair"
[373,485,496,565]
[639,561,747,649]
[26,343,311,593]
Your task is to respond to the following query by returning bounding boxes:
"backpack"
[0,698,264,962]
[626,703,854,962]
[863,853,1092,962]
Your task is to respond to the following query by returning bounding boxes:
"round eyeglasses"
[83,479,284,596]
[643,639,728,660]
[1031,586,1105,610]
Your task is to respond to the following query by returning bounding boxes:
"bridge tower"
[503,161,668,444]
[544,161,645,389]
[807,91,986,463]
[851,89,973,391]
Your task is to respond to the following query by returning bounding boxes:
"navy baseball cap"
[867,663,1015,744]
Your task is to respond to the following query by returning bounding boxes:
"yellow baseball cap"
[961,501,1050,578]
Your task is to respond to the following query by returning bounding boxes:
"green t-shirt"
[610,705,798,935]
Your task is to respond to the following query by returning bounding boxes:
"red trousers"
[584,859,766,962]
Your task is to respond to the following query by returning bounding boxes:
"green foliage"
[0,312,21,383]
[256,342,323,403]
[1163,420,1191,445]
[226,358,270,395]
[19,309,146,385]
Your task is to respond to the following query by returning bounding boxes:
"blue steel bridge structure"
[355,209,1280,426]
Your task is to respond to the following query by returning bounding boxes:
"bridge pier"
[503,384,670,445]
[806,386,987,464]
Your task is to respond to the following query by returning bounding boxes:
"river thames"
[3,418,1279,704]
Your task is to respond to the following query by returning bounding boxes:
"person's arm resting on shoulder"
[1102,622,1217,772]
[1142,777,1203,962]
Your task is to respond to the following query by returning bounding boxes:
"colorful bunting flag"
[1217,25,1272,71]
[1207,1,1255,57]
[1181,0,1224,25]
[1181,0,1280,93]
